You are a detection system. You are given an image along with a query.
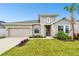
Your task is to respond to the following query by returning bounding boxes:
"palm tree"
[64,3,78,40]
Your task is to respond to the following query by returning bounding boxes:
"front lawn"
[1,39,79,56]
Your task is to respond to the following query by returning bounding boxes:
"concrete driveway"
[0,37,27,55]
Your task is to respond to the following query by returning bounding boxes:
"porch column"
[51,25,57,36]
[51,25,53,36]
[41,24,45,36]
[64,25,65,33]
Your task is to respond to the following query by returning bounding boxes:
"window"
[58,25,64,31]
[34,29,39,33]
[46,17,51,23]
[65,26,69,33]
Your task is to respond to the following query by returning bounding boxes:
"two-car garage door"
[8,28,32,37]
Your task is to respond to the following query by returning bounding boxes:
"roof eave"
[39,14,58,17]
[3,23,40,26]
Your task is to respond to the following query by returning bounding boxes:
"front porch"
[45,25,51,36]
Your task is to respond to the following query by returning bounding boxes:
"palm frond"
[71,3,76,7]
[70,3,76,13]
[76,4,79,13]
[64,6,69,11]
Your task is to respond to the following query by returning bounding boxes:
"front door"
[45,25,51,36]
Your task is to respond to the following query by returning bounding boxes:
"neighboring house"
[3,14,79,37]
[0,21,6,37]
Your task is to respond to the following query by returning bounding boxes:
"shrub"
[54,31,69,40]
[75,33,79,40]
[17,39,28,47]
[77,33,79,40]
[29,35,45,38]
[0,36,6,39]
[73,33,77,40]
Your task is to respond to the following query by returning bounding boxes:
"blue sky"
[0,3,79,22]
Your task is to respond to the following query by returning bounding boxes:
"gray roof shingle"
[0,21,6,23]
[12,20,39,23]
[0,21,6,28]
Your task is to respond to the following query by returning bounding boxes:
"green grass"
[1,39,79,56]
[0,36,6,39]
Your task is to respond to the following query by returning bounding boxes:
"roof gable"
[53,17,70,24]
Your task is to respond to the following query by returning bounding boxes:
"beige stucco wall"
[40,24,45,36]
[40,16,55,25]
[52,19,70,36]
[40,15,56,36]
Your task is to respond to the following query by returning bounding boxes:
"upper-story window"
[46,17,51,23]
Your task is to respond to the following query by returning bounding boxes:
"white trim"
[64,25,65,33]
[58,25,70,33]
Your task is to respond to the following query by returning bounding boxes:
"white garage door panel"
[9,29,32,37]
[0,28,6,36]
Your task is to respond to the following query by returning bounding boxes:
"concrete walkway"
[0,37,27,55]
